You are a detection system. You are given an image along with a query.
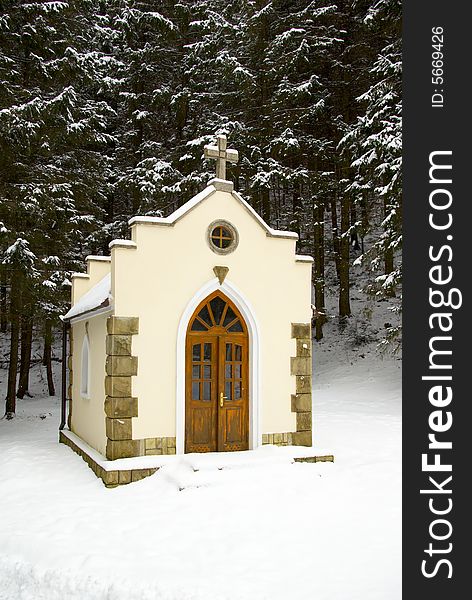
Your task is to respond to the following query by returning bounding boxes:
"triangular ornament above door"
[213,266,229,285]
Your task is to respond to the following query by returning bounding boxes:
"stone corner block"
[106,334,132,356]
[105,376,132,398]
[296,412,312,432]
[106,355,138,377]
[295,375,312,395]
[106,417,133,440]
[106,439,144,460]
[290,356,311,376]
[107,316,139,335]
[292,431,312,447]
[291,323,311,339]
[291,393,312,413]
[296,338,312,357]
[101,470,119,487]
[105,396,138,418]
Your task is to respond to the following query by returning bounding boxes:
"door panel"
[225,408,244,443]
[185,338,218,452]
[185,292,249,453]
[192,408,213,444]
[218,338,248,451]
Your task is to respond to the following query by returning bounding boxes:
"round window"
[207,220,239,255]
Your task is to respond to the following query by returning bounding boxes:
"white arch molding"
[80,332,90,399]
[175,278,261,454]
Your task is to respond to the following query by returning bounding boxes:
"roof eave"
[64,298,112,324]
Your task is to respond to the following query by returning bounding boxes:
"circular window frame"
[207,220,239,255]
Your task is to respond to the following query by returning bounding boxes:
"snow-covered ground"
[0,325,401,600]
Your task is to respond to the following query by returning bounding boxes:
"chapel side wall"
[70,315,108,455]
[112,190,312,444]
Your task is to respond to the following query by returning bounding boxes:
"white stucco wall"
[111,188,312,445]
[71,257,111,304]
[70,315,108,455]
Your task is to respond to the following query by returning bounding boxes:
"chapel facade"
[61,135,314,461]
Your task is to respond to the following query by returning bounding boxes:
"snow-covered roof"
[295,254,314,263]
[85,255,111,263]
[64,273,112,321]
[128,183,299,240]
[109,239,138,250]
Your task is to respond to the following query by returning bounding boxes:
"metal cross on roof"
[204,134,239,181]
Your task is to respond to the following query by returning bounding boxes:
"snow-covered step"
[60,429,333,487]
[156,461,196,491]
[183,445,333,472]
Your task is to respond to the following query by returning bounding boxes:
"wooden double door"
[185,292,249,453]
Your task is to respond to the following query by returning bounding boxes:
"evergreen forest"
[0,0,401,417]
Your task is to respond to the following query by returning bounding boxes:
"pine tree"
[0,0,404,390]
[2,238,38,417]
[339,0,402,347]
[109,1,182,229]
[0,1,119,406]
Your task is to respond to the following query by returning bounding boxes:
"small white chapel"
[60,135,314,483]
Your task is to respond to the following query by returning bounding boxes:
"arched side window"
[80,332,90,398]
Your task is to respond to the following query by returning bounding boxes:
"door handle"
[220,392,228,407]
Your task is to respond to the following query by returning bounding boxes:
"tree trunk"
[261,188,271,224]
[17,317,33,399]
[233,164,241,193]
[313,199,327,341]
[0,266,7,334]
[339,196,351,317]
[5,276,20,418]
[44,320,55,396]
[384,247,395,296]
[383,196,396,297]
[330,198,341,280]
[360,193,370,254]
[350,201,360,251]
[292,185,302,241]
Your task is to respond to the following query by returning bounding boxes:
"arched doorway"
[185,291,249,453]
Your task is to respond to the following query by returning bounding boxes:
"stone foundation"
[294,455,334,463]
[59,430,158,487]
[261,433,293,446]
[144,437,177,455]
[60,430,333,487]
